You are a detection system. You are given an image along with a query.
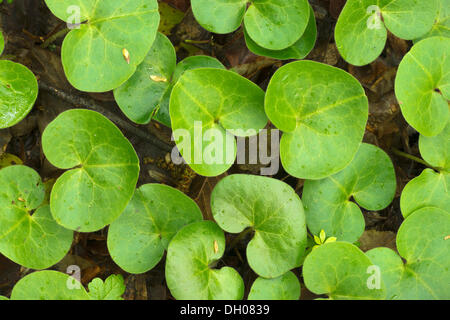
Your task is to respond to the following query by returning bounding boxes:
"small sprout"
[312,229,337,250]
[122,48,130,64]
[214,240,219,253]
[150,75,168,82]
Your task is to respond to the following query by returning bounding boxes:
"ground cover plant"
[0,0,448,301]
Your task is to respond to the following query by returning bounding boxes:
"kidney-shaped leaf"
[367,207,450,299]
[114,32,225,127]
[0,60,38,129]
[244,4,317,60]
[400,169,449,218]
[303,241,386,300]
[107,184,203,274]
[265,61,368,179]
[211,174,307,278]
[10,270,90,300]
[170,68,267,177]
[165,221,244,300]
[335,0,438,66]
[395,37,450,137]
[42,109,139,232]
[248,271,301,300]
[415,0,450,41]
[0,165,73,269]
[191,0,310,50]
[401,124,449,218]
[302,143,396,243]
[419,121,449,171]
[44,0,160,92]
[113,32,176,125]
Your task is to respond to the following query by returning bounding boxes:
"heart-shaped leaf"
[170,68,267,177]
[248,271,301,300]
[0,165,73,269]
[211,174,307,278]
[107,183,203,274]
[419,121,449,171]
[165,220,244,300]
[191,0,310,50]
[366,207,450,299]
[10,270,90,300]
[44,0,160,92]
[265,61,368,179]
[335,0,438,66]
[0,60,38,129]
[414,0,450,41]
[400,169,449,218]
[401,122,449,218]
[303,241,386,300]
[302,143,396,243]
[395,37,449,137]
[114,32,225,127]
[87,274,125,300]
[42,109,140,232]
[244,4,316,60]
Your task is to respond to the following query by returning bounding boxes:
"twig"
[38,81,173,152]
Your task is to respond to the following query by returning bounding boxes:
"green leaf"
[0,30,4,55]
[367,207,450,299]
[114,32,225,127]
[265,61,368,179]
[243,0,310,50]
[107,183,203,274]
[44,0,160,92]
[414,0,450,41]
[244,4,316,60]
[10,270,90,300]
[42,109,139,232]
[302,143,396,243]
[165,221,244,300]
[303,241,386,300]
[400,169,449,218]
[170,68,267,177]
[335,0,438,66]
[0,165,73,269]
[0,296,8,300]
[191,0,310,50]
[0,60,38,129]
[395,37,450,137]
[87,274,125,300]
[113,32,176,125]
[211,174,307,278]
[400,123,449,218]
[248,271,301,300]
[419,121,449,171]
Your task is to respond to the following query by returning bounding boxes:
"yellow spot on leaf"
[122,48,130,64]
[150,75,168,82]
[214,240,219,253]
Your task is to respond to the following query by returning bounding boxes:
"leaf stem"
[391,148,440,171]
[41,28,70,49]
[226,227,253,254]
